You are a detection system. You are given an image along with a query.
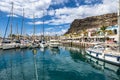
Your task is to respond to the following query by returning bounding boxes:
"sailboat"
[0,9,2,49]
[39,10,48,48]
[19,8,28,49]
[29,14,39,48]
[14,23,21,48]
[2,2,17,50]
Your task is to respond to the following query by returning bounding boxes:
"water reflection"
[49,48,60,55]
[0,47,119,80]
[20,50,25,80]
[66,47,86,62]
[32,49,38,80]
[86,55,120,80]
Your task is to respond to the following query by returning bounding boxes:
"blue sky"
[0,0,118,37]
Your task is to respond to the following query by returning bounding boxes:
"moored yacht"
[19,39,28,49]
[86,44,120,66]
[2,2,17,50]
[2,40,16,50]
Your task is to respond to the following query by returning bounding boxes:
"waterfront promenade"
[61,40,120,56]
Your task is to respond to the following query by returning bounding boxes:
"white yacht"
[49,39,60,48]
[2,43,16,50]
[20,44,27,49]
[2,3,17,50]
[2,40,16,50]
[19,40,28,49]
[86,44,120,66]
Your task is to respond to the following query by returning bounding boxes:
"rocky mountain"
[65,13,117,34]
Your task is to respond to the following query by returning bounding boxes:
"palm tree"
[99,25,107,42]
[81,29,88,36]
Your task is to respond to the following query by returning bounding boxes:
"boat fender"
[117,57,120,62]
[96,53,99,57]
[89,51,91,54]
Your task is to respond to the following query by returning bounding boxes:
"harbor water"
[0,46,120,80]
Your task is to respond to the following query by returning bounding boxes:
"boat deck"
[104,50,120,56]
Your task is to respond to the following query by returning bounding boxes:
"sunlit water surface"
[0,46,119,80]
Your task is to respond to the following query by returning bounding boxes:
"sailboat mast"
[43,10,44,39]
[10,2,14,40]
[21,8,24,38]
[0,9,1,18]
[16,23,18,35]
[118,0,120,52]
[33,14,35,38]
[16,23,19,40]
[0,9,1,37]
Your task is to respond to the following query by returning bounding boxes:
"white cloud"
[0,0,52,19]
[39,29,68,36]
[45,0,118,25]
[0,0,118,26]
[84,0,94,4]
[32,29,67,36]
[47,9,55,16]
[27,21,49,25]
[52,0,69,5]
[7,14,18,17]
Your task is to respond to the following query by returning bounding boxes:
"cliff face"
[65,13,117,34]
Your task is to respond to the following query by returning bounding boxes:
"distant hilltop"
[65,13,117,34]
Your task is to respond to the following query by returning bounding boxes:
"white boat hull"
[2,44,16,50]
[86,49,120,66]
[20,44,27,49]
[0,45,2,49]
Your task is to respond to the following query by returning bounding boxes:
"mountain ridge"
[65,13,117,34]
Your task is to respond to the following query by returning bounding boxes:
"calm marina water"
[0,46,120,80]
